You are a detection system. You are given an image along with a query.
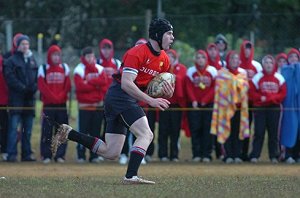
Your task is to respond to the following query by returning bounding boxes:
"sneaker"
[202,157,211,163]
[56,157,65,163]
[145,155,152,163]
[119,154,128,165]
[192,157,201,162]
[270,158,278,164]
[285,157,295,164]
[234,158,243,164]
[51,124,72,156]
[171,158,179,162]
[43,158,51,164]
[123,176,155,185]
[250,158,258,163]
[160,157,169,162]
[77,158,86,163]
[225,157,234,164]
[90,157,103,164]
[141,158,147,165]
[2,153,8,161]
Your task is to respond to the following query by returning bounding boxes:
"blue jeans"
[7,113,34,160]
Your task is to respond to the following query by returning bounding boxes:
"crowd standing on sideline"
[1,29,300,165]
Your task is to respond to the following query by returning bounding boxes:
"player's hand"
[162,81,175,98]
[148,98,170,111]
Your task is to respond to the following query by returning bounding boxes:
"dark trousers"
[285,133,300,160]
[41,104,68,159]
[0,105,8,153]
[77,108,104,161]
[250,105,281,159]
[224,110,241,159]
[158,104,182,159]
[187,104,213,159]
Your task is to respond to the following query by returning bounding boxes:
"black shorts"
[104,80,146,135]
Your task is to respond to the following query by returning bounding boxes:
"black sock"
[125,146,146,178]
[68,129,103,152]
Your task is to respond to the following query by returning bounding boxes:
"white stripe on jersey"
[274,72,285,86]
[123,67,138,75]
[251,72,264,89]
[187,65,217,81]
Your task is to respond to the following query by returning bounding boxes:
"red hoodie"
[74,55,108,104]
[186,50,217,105]
[249,55,287,106]
[166,49,187,106]
[206,43,222,70]
[0,55,8,105]
[239,40,262,79]
[38,45,71,105]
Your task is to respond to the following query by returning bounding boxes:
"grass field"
[0,101,300,198]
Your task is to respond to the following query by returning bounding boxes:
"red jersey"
[113,43,170,90]
[0,55,8,105]
[185,65,217,105]
[249,71,287,106]
[38,63,71,105]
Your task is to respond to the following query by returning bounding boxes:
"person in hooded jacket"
[3,33,23,59]
[206,43,223,70]
[158,49,187,162]
[275,53,288,73]
[4,34,38,162]
[239,40,262,161]
[74,47,109,163]
[249,55,286,163]
[38,45,71,163]
[186,50,217,162]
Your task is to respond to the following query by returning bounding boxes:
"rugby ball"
[146,72,175,98]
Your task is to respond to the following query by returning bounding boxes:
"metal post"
[5,20,13,52]
[145,9,152,38]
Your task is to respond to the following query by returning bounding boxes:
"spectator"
[186,50,217,162]
[275,53,288,73]
[74,47,108,163]
[249,55,286,163]
[3,33,23,59]
[239,40,262,161]
[211,50,249,164]
[206,43,223,70]
[38,45,71,163]
[280,48,300,163]
[4,34,38,162]
[215,34,228,67]
[0,53,9,161]
[158,49,187,162]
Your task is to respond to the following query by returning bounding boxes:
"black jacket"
[3,51,38,115]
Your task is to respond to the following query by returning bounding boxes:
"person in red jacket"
[239,40,263,161]
[186,50,217,162]
[158,49,187,162]
[275,53,288,73]
[74,47,108,163]
[223,51,247,164]
[0,53,9,160]
[38,45,71,163]
[249,55,287,163]
[206,43,223,70]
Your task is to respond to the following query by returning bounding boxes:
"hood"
[287,48,300,64]
[99,38,114,60]
[206,43,221,69]
[47,45,61,66]
[262,54,277,75]
[240,40,254,68]
[195,49,208,71]
[275,52,287,68]
[225,50,239,74]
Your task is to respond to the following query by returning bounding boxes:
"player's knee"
[144,129,153,143]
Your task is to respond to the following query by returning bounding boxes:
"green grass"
[0,101,299,198]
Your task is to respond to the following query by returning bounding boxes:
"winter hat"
[16,34,30,47]
[215,34,228,50]
[149,18,173,49]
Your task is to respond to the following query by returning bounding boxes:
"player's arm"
[121,72,170,110]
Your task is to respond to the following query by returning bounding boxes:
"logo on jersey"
[139,67,160,76]
[159,61,164,68]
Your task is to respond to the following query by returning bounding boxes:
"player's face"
[288,53,299,64]
[51,52,61,65]
[84,53,95,64]
[207,47,218,59]
[195,53,207,67]
[277,58,287,68]
[162,31,174,50]
[18,40,30,54]
[229,54,240,70]
[101,45,113,59]
[263,57,274,74]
